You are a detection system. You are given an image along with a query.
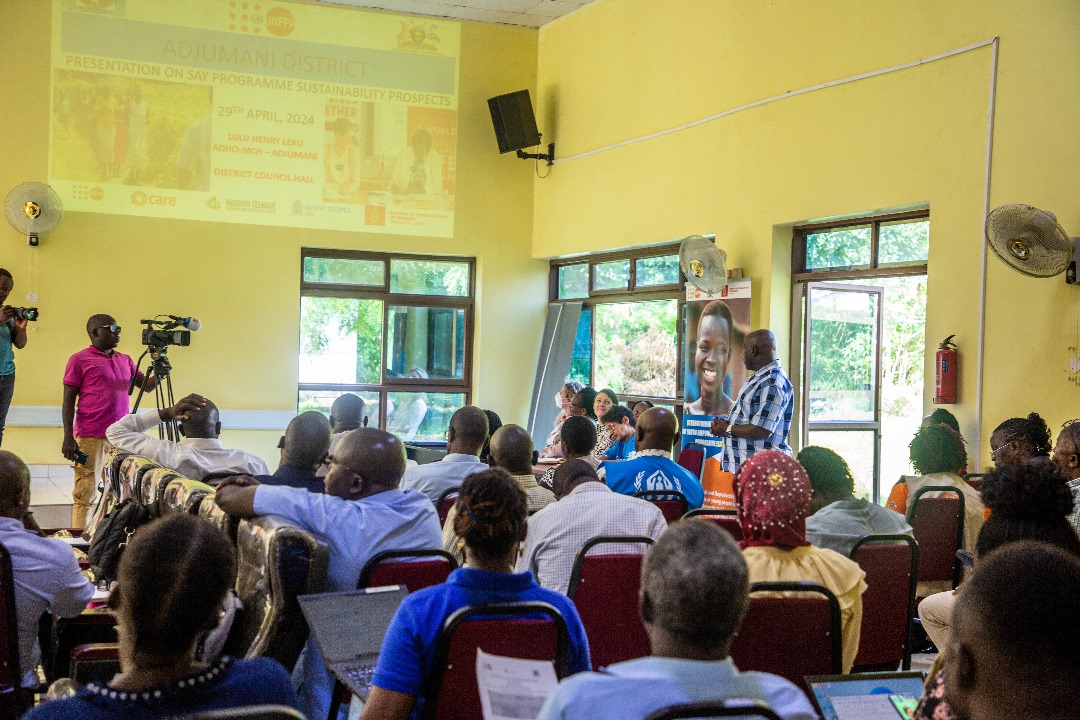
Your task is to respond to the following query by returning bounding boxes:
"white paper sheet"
[475,648,558,720]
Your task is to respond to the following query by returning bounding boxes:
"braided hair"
[909,423,967,475]
[993,412,1052,457]
[453,468,527,559]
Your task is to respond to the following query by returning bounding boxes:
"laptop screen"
[805,672,926,720]
[299,585,409,664]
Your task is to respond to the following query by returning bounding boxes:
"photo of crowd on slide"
[683,293,753,419]
[51,70,213,190]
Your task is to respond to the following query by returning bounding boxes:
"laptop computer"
[804,671,926,720]
[299,585,409,700]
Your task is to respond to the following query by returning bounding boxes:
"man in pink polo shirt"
[61,314,154,527]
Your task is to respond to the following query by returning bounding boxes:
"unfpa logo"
[265,7,295,36]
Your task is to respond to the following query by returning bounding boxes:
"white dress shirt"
[106,410,269,480]
[516,482,667,594]
[400,453,488,506]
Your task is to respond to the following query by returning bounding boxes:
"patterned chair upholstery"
[198,495,239,545]
[139,468,180,517]
[118,456,161,507]
[161,478,216,516]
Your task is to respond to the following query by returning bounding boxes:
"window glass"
[558,264,589,299]
[389,259,470,296]
[635,254,680,287]
[570,308,593,386]
[385,305,465,380]
[299,297,383,384]
[303,257,384,286]
[592,260,630,291]
[297,389,381,429]
[878,219,930,266]
[805,226,872,270]
[594,300,677,397]
[387,392,465,443]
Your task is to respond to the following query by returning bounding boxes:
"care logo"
[265,6,295,37]
[131,191,147,206]
[396,20,441,52]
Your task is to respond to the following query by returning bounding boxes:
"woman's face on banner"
[695,313,731,404]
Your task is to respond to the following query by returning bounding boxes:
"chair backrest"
[161,477,216,516]
[676,443,706,478]
[645,701,784,720]
[683,508,743,541]
[963,472,986,492]
[423,602,570,720]
[48,607,116,683]
[357,549,458,591]
[104,450,133,498]
[850,534,919,670]
[632,491,689,524]
[0,544,24,719]
[566,535,654,670]
[69,642,121,687]
[119,455,161,506]
[139,467,180,516]
[198,494,239,545]
[729,581,842,685]
[437,487,460,527]
[906,486,965,588]
[223,516,329,670]
[179,706,307,720]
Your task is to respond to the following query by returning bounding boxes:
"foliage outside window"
[300,250,473,443]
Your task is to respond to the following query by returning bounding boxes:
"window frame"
[299,248,474,440]
[791,209,929,282]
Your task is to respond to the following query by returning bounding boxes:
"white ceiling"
[311,0,596,28]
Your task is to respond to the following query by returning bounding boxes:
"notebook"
[298,585,409,700]
[805,671,926,720]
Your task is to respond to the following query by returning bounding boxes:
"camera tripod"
[130,345,179,441]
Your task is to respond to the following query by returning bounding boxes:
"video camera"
[140,315,200,348]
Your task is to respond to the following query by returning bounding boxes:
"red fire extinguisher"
[935,335,958,404]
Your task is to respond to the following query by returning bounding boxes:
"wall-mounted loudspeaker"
[488,90,542,154]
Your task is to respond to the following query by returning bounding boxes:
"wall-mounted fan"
[5,182,63,246]
[678,235,728,295]
[985,204,1075,281]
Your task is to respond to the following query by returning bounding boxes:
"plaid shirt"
[720,359,794,474]
[1068,478,1080,537]
[515,482,667,594]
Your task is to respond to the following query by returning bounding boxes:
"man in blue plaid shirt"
[710,329,794,474]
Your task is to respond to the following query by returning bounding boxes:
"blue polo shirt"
[372,567,591,719]
[257,465,324,494]
[603,436,636,461]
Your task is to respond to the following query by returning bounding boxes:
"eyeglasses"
[990,439,1015,461]
[97,324,121,334]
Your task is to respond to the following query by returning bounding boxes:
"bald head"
[552,458,599,499]
[86,314,114,336]
[282,411,332,470]
[447,406,489,456]
[490,425,536,476]
[0,451,30,518]
[636,407,679,452]
[743,329,778,372]
[182,399,220,439]
[335,427,407,495]
[329,393,365,432]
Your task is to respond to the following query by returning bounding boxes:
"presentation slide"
[49,0,460,237]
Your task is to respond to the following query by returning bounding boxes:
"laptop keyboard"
[341,661,377,698]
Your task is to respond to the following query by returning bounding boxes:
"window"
[300,249,473,443]
[551,245,684,406]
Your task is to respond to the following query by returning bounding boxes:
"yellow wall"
[0,0,546,464]
[534,0,1080,465]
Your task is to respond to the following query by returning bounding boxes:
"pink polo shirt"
[63,347,138,438]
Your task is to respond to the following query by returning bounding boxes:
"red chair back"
[567,536,654,670]
[963,473,985,492]
[357,549,458,591]
[683,508,743,541]
[0,544,23,720]
[850,535,919,670]
[437,487,460,527]
[676,444,706,478]
[423,603,569,720]
[633,491,688,524]
[906,487,964,588]
[729,582,842,685]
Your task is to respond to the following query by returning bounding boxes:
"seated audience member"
[26,514,299,719]
[401,406,488,505]
[541,382,585,458]
[1051,420,1080,534]
[536,520,817,720]
[601,408,704,510]
[542,387,597,459]
[362,469,591,720]
[106,393,269,480]
[592,388,620,458]
[800,446,912,556]
[942,542,1080,720]
[599,405,636,460]
[737,450,866,673]
[215,427,441,720]
[518,459,667,594]
[0,451,93,692]
[988,411,1052,467]
[537,416,599,491]
[480,409,503,464]
[316,393,366,478]
[443,425,555,562]
[885,423,984,555]
[917,459,1080,654]
[257,411,331,493]
[632,400,654,423]
[386,368,429,439]
[922,408,961,432]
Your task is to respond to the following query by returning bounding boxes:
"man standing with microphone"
[61,314,155,528]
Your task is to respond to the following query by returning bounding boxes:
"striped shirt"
[720,359,794,474]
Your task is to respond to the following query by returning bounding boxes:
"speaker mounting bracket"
[517,143,555,166]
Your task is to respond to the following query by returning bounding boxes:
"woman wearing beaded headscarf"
[736,450,867,672]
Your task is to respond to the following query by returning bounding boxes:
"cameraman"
[0,269,29,447]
